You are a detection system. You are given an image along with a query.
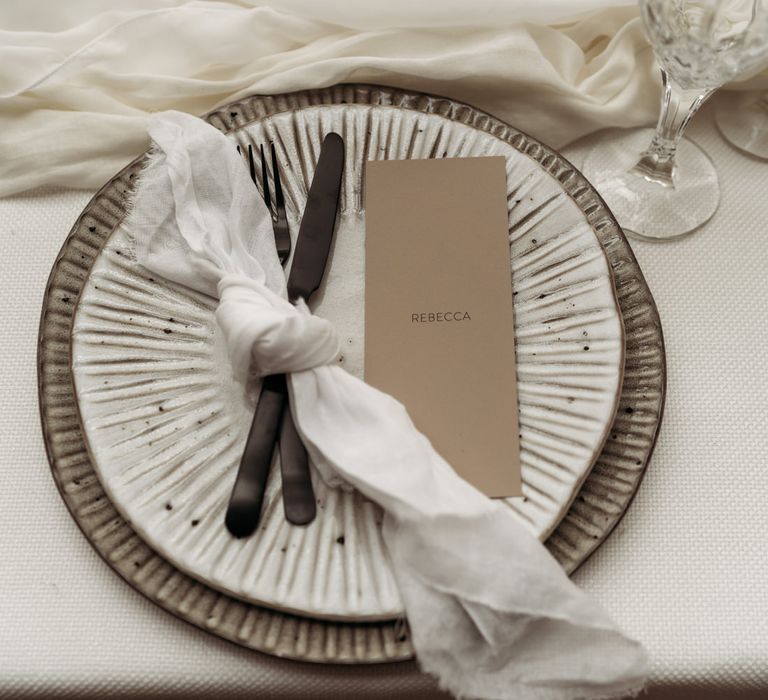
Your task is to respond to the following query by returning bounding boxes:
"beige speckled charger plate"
[38,85,665,662]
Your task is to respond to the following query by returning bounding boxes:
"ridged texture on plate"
[70,93,624,620]
[39,85,664,660]
[40,157,412,663]
[545,227,665,573]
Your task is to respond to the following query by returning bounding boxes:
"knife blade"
[285,132,344,301]
[226,133,344,538]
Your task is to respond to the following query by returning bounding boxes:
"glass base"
[715,96,768,160]
[582,128,719,241]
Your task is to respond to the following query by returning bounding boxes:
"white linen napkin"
[128,109,648,700]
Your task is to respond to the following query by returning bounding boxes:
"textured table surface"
[1,96,766,699]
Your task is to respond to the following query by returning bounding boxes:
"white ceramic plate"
[71,89,624,621]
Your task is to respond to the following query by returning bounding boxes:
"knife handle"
[225,373,286,539]
[278,404,316,525]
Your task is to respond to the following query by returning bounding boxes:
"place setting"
[33,2,768,699]
[39,84,658,691]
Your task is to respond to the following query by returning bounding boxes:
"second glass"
[716,90,768,159]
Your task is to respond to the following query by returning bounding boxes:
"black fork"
[226,142,316,537]
[240,143,291,265]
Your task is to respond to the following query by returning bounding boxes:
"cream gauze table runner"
[6,0,767,196]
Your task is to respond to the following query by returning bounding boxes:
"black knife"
[226,133,344,539]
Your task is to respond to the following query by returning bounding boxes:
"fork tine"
[259,144,271,213]
[271,143,285,216]
[247,144,257,185]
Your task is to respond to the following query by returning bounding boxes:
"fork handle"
[225,373,286,539]
[278,403,316,525]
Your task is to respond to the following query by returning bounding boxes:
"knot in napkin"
[127,110,648,700]
[216,275,340,380]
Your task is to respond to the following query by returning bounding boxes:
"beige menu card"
[364,157,521,497]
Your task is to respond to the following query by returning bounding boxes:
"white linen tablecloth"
[1,95,767,699]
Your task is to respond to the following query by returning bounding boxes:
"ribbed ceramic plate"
[40,87,663,660]
[68,87,625,621]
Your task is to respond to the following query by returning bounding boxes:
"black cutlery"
[226,133,345,538]
[231,141,313,529]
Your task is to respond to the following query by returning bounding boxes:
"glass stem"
[632,69,716,187]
